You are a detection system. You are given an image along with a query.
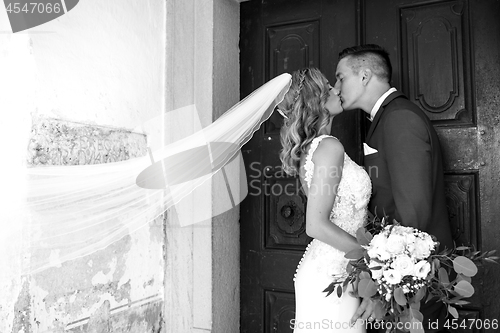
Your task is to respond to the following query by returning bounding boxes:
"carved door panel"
[240,1,361,332]
[240,0,500,332]
[363,0,500,328]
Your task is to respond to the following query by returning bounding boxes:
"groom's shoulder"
[383,93,427,119]
[384,92,416,110]
[381,96,431,131]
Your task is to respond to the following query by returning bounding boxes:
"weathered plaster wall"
[0,0,166,332]
[163,0,241,332]
[163,0,214,331]
[29,1,164,130]
[1,0,242,331]
[27,118,147,166]
[212,0,241,332]
[25,119,163,332]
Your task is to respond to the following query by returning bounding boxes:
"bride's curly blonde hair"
[278,68,333,176]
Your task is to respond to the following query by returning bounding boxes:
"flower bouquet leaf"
[323,217,499,333]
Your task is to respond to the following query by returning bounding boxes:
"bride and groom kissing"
[277,44,454,332]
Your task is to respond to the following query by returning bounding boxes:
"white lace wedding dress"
[293,135,371,333]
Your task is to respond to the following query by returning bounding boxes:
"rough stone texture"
[18,118,165,332]
[67,300,163,333]
[163,1,241,331]
[212,0,241,332]
[0,0,166,331]
[12,279,32,333]
[1,0,242,330]
[27,117,147,166]
[86,300,112,333]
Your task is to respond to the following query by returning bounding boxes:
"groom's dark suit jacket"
[364,91,454,332]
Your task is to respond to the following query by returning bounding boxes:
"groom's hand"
[350,297,375,326]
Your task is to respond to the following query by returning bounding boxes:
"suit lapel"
[365,91,406,142]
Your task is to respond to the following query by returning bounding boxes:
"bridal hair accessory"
[293,68,308,103]
[9,73,292,274]
[277,107,289,119]
[276,68,308,120]
[324,217,498,332]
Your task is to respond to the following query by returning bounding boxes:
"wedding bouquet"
[323,218,498,333]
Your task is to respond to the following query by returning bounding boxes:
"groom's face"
[334,57,363,110]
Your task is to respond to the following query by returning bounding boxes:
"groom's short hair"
[338,44,392,83]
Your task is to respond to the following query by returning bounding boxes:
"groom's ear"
[361,68,373,86]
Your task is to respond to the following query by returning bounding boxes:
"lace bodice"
[304,135,371,233]
[295,135,372,282]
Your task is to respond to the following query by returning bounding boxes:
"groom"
[334,44,454,332]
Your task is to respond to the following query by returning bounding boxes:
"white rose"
[367,233,391,261]
[405,233,417,252]
[413,260,431,279]
[391,225,407,234]
[370,233,388,249]
[386,234,406,254]
[391,255,415,277]
[368,247,391,261]
[383,269,402,285]
[419,232,434,244]
[412,238,432,259]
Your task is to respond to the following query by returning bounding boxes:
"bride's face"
[325,83,343,116]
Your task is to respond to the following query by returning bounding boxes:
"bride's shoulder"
[311,136,344,164]
[315,135,344,152]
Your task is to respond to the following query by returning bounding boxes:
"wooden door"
[240,0,500,332]
[239,1,361,332]
[362,0,500,327]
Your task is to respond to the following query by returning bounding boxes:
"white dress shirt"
[369,87,397,121]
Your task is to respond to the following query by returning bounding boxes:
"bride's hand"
[349,297,375,326]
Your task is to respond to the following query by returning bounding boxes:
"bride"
[277,68,371,332]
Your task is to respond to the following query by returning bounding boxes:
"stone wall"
[20,118,164,332]
[0,0,242,331]
[0,0,166,331]
[27,118,147,166]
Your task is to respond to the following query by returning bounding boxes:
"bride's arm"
[305,137,361,253]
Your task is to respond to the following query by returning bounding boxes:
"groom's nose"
[332,87,340,96]
[333,80,341,91]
